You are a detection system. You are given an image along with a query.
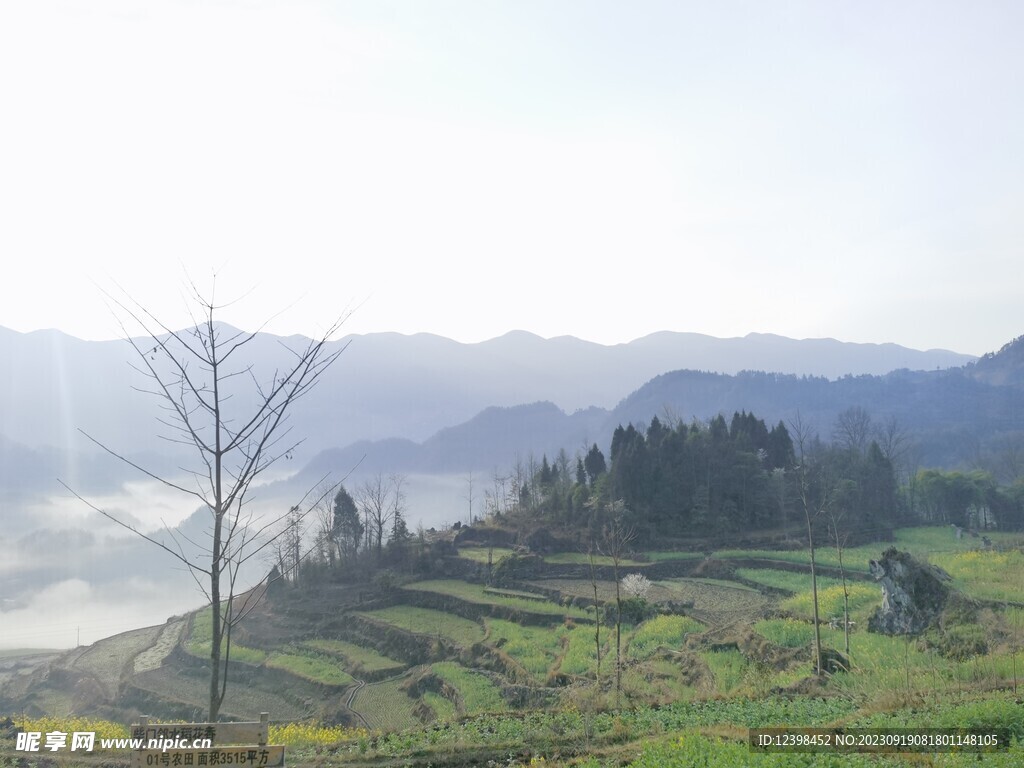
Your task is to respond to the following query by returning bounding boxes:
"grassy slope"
[6,526,1023,767]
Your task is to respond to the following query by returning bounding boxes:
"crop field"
[699,648,748,695]
[133,618,185,674]
[404,578,590,618]
[329,695,864,763]
[431,661,507,714]
[132,665,312,720]
[456,546,514,563]
[484,618,569,681]
[8,525,1024,767]
[781,582,880,620]
[627,615,705,660]
[711,526,1024,574]
[929,547,1024,601]
[641,551,705,562]
[753,617,815,648]
[71,625,162,698]
[357,605,487,646]
[529,576,767,616]
[650,578,773,622]
[735,567,847,593]
[350,676,421,731]
[558,622,608,677]
[542,552,651,566]
[622,658,698,702]
[302,638,404,674]
[185,609,267,664]
[265,650,356,686]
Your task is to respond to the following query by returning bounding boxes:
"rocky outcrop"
[867,548,951,635]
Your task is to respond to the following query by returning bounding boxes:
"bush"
[620,597,655,625]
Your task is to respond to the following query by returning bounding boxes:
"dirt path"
[345,678,371,729]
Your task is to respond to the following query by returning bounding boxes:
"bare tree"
[64,280,346,720]
[602,503,636,704]
[826,505,852,660]
[360,473,395,560]
[586,540,603,692]
[463,471,476,526]
[312,481,339,568]
[359,472,407,559]
[833,406,872,454]
[281,505,304,585]
[790,412,842,676]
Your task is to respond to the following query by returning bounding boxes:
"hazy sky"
[1,1,1020,355]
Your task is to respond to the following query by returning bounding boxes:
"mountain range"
[1,325,982,505]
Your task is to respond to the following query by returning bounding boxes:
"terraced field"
[302,638,405,675]
[356,606,487,647]
[349,676,421,731]
[8,523,1024,768]
[531,576,772,625]
[404,579,590,618]
[74,625,163,698]
[133,619,185,673]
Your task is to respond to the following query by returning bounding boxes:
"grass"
[714,546,874,572]
[714,526,1024,575]
[186,610,266,665]
[781,582,879,620]
[404,579,589,618]
[628,615,705,660]
[422,690,457,722]
[543,552,650,567]
[302,638,404,673]
[456,546,515,563]
[699,649,749,695]
[484,618,566,680]
[684,577,760,592]
[357,606,486,647]
[642,551,705,562]
[351,677,420,732]
[736,567,848,594]
[558,623,607,676]
[431,661,508,714]
[754,618,815,648]
[269,722,368,747]
[928,548,1024,602]
[484,586,550,600]
[265,651,355,686]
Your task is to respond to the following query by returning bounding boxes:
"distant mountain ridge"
[290,336,1024,481]
[0,323,980,512]
[0,325,972,468]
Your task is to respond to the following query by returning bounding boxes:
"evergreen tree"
[333,485,363,561]
[584,443,607,483]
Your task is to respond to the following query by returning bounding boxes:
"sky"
[1,1,1021,356]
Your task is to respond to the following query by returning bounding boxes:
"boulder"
[867,548,951,635]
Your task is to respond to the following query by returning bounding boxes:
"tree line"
[500,407,1024,543]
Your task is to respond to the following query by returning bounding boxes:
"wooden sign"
[132,714,269,746]
[131,746,284,768]
[130,714,282,768]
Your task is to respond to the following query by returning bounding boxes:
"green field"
[302,638,405,674]
[543,552,650,566]
[8,526,1024,768]
[350,677,421,731]
[265,651,356,686]
[357,605,487,647]
[404,578,590,618]
[185,610,267,665]
[456,546,515,563]
[431,661,508,714]
[628,615,705,660]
